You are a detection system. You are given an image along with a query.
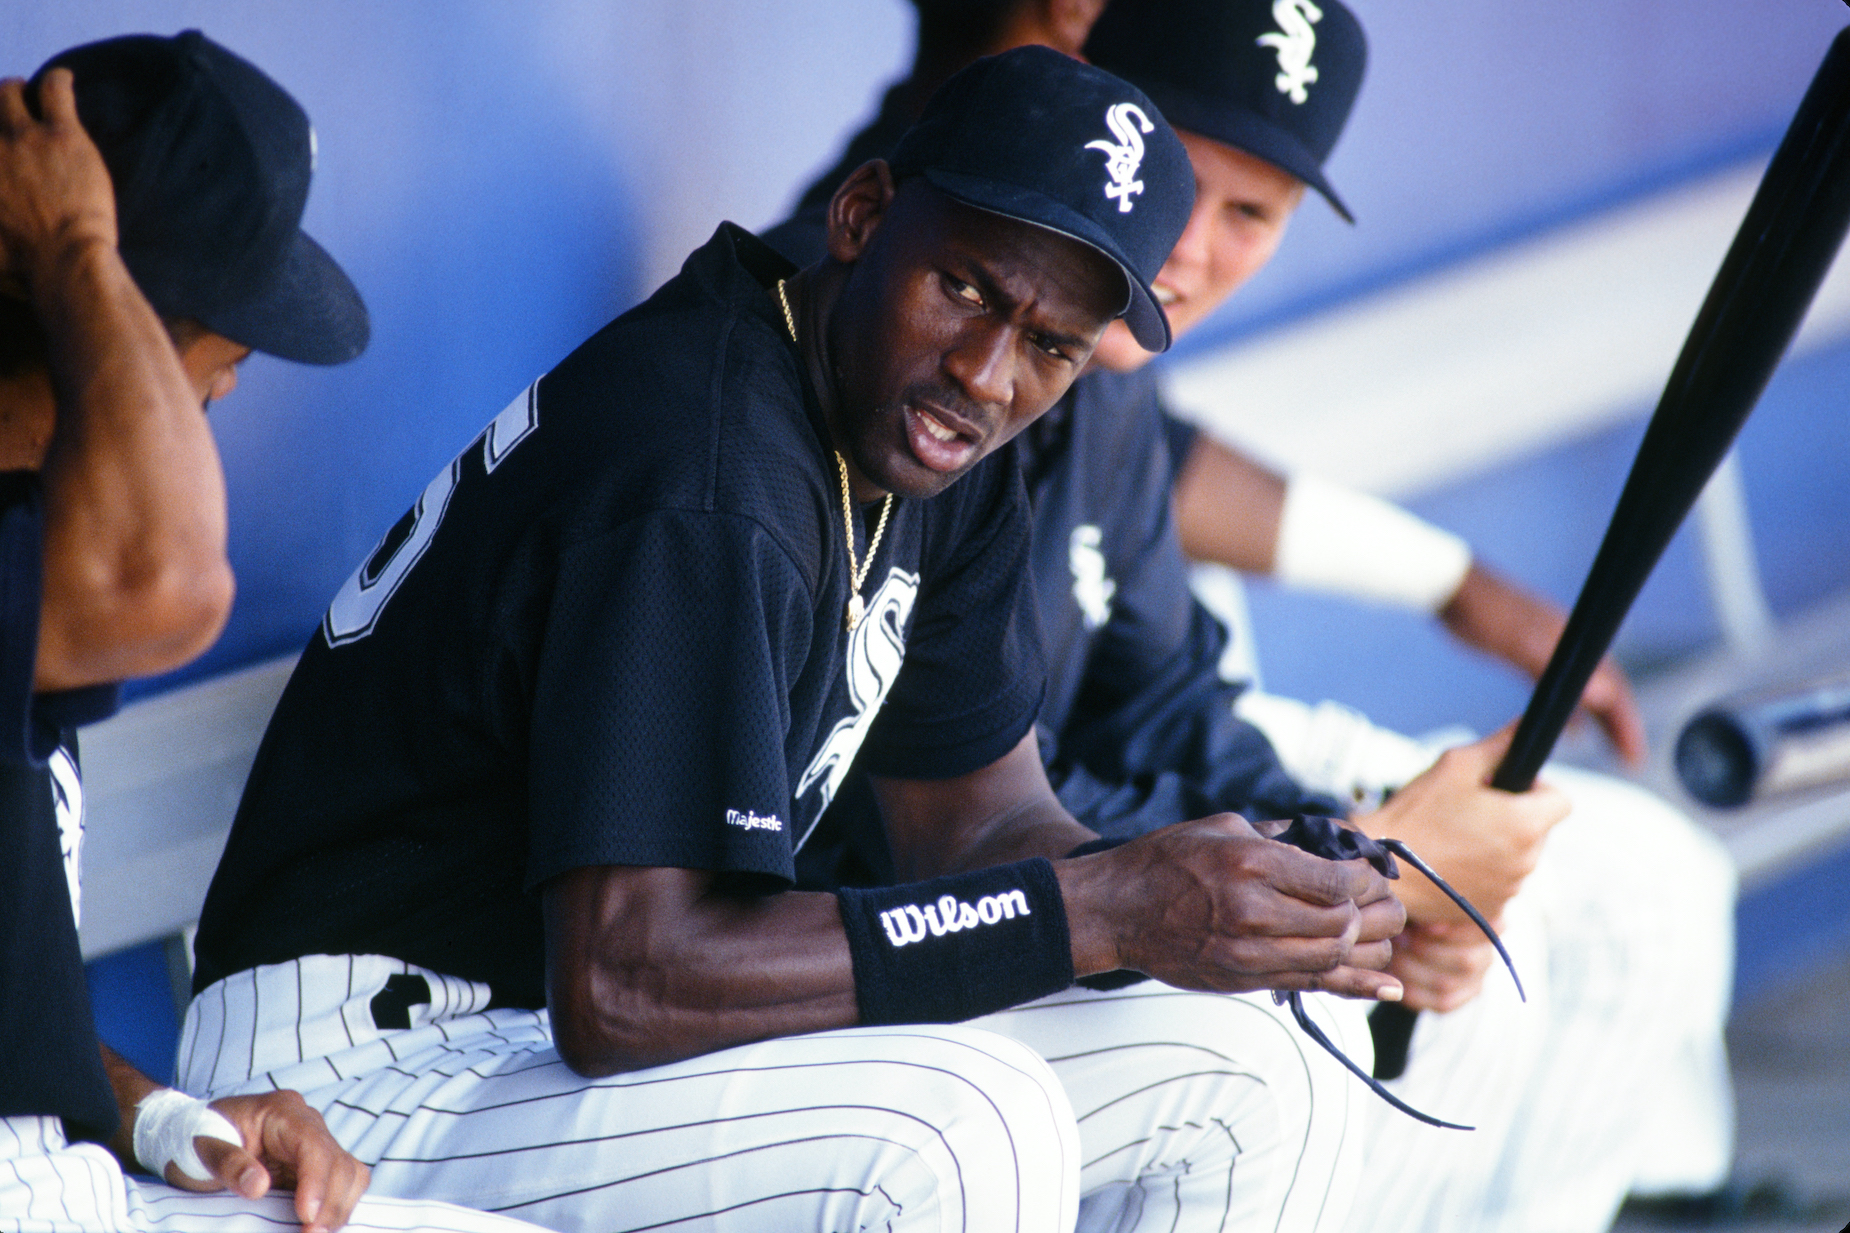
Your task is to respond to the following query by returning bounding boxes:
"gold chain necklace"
[775,278,893,631]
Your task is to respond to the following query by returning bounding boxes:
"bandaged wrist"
[837,858,1074,1025]
[133,1087,241,1182]
[1275,473,1473,613]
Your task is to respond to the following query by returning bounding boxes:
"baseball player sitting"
[0,31,551,1233]
[767,1,1738,1230]
[177,47,1423,1233]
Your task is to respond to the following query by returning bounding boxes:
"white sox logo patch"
[1067,524,1116,631]
[1258,0,1323,104]
[880,889,1033,947]
[1086,102,1156,213]
[795,567,920,839]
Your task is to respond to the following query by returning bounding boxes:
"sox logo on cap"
[1259,0,1324,103]
[1086,102,1158,212]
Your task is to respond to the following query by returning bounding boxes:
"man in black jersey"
[768,0,1648,757]
[0,31,545,1233]
[776,2,1736,1229]
[188,46,1410,1233]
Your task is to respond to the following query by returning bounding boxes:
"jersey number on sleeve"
[323,383,539,646]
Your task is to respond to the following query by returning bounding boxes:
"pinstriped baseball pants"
[178,956,1368,1232]
[0,1114,548,1233]
[1338,764,1739,1233]
[179,955,1083,1233]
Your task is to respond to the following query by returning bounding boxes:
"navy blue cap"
[889,45,1194,351]
[33,31,368,365]
[1085,0,1367,223]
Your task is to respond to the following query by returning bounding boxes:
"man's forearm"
[32,237,232,689]
[544,866,863,1076]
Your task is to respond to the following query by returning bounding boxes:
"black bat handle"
[1375,25,1850,1082]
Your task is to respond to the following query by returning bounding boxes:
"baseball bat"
[1372,24,1850,1081]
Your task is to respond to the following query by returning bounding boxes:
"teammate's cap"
[1084,0,1367,223]
[888,44,1193,352]
[32,30,369,365]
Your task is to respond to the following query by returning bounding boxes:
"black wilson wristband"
[836,858,1075,1025]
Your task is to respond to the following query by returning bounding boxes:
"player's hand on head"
[0,69,118,295]
[188,1091,370,1233]
[1437,563,1647,765]
[1355,724,1569,927]
[1068,812,1406,1001]
[1386,919,1498,1013]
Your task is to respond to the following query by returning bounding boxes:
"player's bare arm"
[0,68,236,691]
[875,731,1408,1000]
[99,1043,368,1233]
[542,864,860,1076]
[543,733,1405,1079]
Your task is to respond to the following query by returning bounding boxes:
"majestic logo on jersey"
[794,567,920,838]
[1068,524,1116,631]
[1258,0,1323,104]
[325,382,539,646]
[880,889,1033,948]
[725,808,783,833]
[1085,103,1157,213]
[50,747,83,925]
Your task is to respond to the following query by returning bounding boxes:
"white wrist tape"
[133,1088,242,1183]
[1274,473,1473,613]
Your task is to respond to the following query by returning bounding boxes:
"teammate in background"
[770,1,1737,1229]
[774,0,1645,757]
[0,32,546,1233]
[184,49,1419,1233]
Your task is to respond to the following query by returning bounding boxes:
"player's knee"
[886,1024,1073,1138]
[839,1025,1081,1226]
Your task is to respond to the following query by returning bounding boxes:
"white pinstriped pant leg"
[974,983,1371,1233]
[1336,896,1550,1233]
[179,957,1081,1233]
[1474,766,1737,1233]
[0,1114,548,1233]
[1337,766,1738,1233]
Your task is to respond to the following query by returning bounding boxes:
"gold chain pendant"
[846,592,866,632]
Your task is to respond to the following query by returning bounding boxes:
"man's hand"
[175,1091,370,1233]
[1059,812,1406,1000]
[1385,920,1498,1013]
[103,1047,368,1233]
[0,68,118,295]
[1439,563,1647,765]
[1354,726,1569,927]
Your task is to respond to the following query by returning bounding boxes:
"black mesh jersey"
[0,473,121,1144]
[796,371,1337,890]
[193,224,1045,1007]
[1016,369,1337,836]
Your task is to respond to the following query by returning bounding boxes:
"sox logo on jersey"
[1067,524,1116,630]
[793,567,920,841]
[1258,0,1323,104]
[49,748,83,925]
